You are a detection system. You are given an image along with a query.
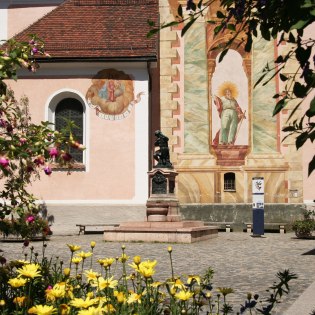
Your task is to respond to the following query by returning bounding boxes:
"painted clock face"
[86,68,143,120]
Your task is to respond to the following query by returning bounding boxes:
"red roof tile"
[12,0,159,60]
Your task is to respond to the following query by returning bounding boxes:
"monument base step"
[103,221,218,243]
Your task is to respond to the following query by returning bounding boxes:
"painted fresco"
[86,68,143,120]
[211,50,248,146]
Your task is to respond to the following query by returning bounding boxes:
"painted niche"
[86,68,143,120]
[211,50,249,146]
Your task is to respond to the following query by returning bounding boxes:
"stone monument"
[103,131,218,243]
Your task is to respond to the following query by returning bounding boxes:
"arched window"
[55,98,83,162]
[224,172,236,191]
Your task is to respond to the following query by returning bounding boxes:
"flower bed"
[0,241,297,314]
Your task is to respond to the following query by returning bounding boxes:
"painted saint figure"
[213,88,246,145]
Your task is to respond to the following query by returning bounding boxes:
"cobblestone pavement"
[1,231,315,314]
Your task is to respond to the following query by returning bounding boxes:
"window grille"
[224,172,236,191]
[55,98,83,162]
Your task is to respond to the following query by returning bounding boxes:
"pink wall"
[8,6,56,38]
[8,78,137,201]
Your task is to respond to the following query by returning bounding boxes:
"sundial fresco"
[86,68,143,120]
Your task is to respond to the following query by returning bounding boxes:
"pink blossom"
[61,152,72,162]
[26,215,35,223]
[49,147,59,158]
[34,155,45,166]
[44,166,52,175]
[0,157,9,168]
[19,137,27,145]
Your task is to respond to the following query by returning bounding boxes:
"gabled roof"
[12,0,159,61]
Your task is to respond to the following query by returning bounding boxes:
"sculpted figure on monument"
[153,130,173,168]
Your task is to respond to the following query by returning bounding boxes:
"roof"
[11,0,159,61]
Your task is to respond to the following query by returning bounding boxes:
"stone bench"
[244,222,287,234]
[76,224,119,235]
[205,222,233,232]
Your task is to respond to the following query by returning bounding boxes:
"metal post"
[252,177,264,236]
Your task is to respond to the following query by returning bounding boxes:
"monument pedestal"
[104,131,217,243]
[104,168,218,243]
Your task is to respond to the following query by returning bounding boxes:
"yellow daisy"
[28,304,57,315]
[67,244,81,252]
[70,296,98,309]
[16,263,41,279]
[8,277,27,288]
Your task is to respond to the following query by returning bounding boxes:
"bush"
[292,208,315,238]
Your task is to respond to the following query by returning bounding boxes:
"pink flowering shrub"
[0,36,83,237]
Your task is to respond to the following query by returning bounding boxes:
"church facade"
[1,0,313,221]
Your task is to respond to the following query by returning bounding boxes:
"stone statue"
[153,130,173,168]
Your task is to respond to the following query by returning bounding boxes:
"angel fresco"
[212,82,246,146]
[86,68,143,120]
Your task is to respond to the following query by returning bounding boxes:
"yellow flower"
[67,244,81,252]
[77,306,103,315]
[150,281,163,288]
[217,287,234,296]
[170,278,185,289]
[138,264,155,278]
[167,246,172,253]
[118,253,129,263]
[28,305,57,314]
[71,257,82,265]
[46,283,66,301]
[70,296,98,309]
[97,258,115,268]
[129,259,157,278]
[133,255,141,265]
[59,304,70,315]
[114,291,126,303]
[90,241,96,248]
[77,251,93,259]
[63,268,71,277]
[92,276,118,290]
[187,275,201,285]
[104,304,115,313]
[17,263,41,279]
[13,296,26,306]
[127,292,142,304]
[85,269,100,282]
[8,277,27,287]
[175,289,194,301]
[0,299,5,306]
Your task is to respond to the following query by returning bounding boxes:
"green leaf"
[254,72,268,88]
[296,132,308,150]
[293,82,307,98]
[177,5,183,18]
[227,24,236,31]
[216,11,225,18]
[309,129,315,142]
[218,49,229,63]
[181,17,197,37]
[146,29,159,38]
[260,24,270,41]
[273,99,287,116]
[214,24,224,35]
[197,0,203,9]
[282,126,296,132]
[288,32,296,43]
[207,20,216,24]
[279,73,288,81]
[245,33,252,52]
[275,55,283,63]
[305,96,315,118]
[290,19,310,30]
[308,155,315,176]
[295,46,312,67]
